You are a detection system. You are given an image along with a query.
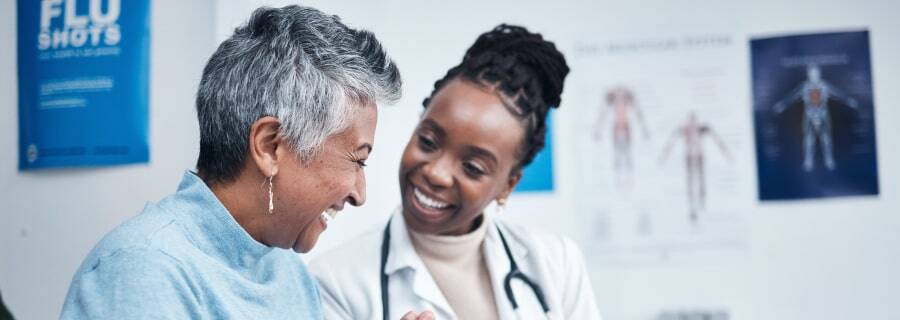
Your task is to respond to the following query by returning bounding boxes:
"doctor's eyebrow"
[464,146,499,167]
[418,119,447,138]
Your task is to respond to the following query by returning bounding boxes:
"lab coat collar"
[484,211,531,267]
[384,207,537,319]
[385,208,454,317]
[384,209,531,273]
[384,208,418,274]
[483,212,534,319]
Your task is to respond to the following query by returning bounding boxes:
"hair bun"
[463,24,569,111]
[422,23,569,168]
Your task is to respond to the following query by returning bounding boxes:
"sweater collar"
[164,171,274,269]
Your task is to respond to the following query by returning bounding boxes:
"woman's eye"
[463,162,486,177]
[418,135,437,151]
[355,159,367,168]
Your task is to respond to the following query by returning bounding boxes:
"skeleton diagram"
[772,64,858,172]
[660,112,731,224]
[592,86,649,186]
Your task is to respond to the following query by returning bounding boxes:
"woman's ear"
[498,169,523,202]
[249,116,282,177]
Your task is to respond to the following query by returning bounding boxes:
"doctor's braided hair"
[422,24,569,169]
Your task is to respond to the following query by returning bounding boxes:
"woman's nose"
[347,170,366,207]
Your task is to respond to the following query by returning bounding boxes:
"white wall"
[1,1,898,319]
[223,1,900,320]
[0,1,217,319]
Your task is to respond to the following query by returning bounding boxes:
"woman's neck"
[206,174,273,247]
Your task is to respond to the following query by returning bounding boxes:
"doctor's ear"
[498,170,522,202]
[249,116,283,177]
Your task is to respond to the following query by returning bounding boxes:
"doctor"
[310,24,601,320]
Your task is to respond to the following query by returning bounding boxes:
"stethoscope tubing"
[379,218,549,319]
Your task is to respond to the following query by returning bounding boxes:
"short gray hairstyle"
[195,5,401,184]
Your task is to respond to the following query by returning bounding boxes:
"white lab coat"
[309,209,602,320]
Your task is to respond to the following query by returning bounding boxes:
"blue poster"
[17,0,150,170]
[515,110,554,192]
[750,31,879,200]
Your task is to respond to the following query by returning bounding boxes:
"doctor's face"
[399,78,523,235]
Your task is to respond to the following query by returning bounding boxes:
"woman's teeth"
[321,208,337,225]
[414,187,450,209]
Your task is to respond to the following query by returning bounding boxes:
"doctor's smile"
[411,186,455,215]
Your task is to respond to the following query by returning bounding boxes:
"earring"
[267,175,274,214]
[495,198,507,215]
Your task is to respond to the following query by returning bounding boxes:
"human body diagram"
[660,112,731,224]
[772,64,858,172]
[592,86,650,187]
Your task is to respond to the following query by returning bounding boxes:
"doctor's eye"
[462,161,486,178]
[418,134,438,152]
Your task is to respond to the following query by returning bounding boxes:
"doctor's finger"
[400,311,419,320]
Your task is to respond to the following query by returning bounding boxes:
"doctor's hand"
[401,310,435,320]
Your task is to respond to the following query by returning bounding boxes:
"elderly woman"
[311,24,601,319]
[60,5,403,319]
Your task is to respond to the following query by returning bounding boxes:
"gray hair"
[195,5,401,184]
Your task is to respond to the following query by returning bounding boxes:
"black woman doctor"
[310,24,602,320]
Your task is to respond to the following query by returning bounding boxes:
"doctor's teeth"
[414,188,449,209]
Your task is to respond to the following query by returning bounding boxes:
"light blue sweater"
[60,171,322,319]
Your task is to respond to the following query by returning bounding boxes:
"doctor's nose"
[421,156,453,189]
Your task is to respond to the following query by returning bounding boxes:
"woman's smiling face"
[272,103,376,253]
[399,78,523,235]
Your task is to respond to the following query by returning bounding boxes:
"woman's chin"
[293,243,313,253]
[293,235,319,253]
[293,218,326,253]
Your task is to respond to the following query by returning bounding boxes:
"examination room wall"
[0,1,219,319]
[2,0,899,319]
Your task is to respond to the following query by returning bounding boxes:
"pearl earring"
[495,198,507,215]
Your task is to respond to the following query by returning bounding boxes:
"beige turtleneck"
[408,215,500,320]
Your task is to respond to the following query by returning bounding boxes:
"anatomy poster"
[570,34,752,263]
[751,31,879,200]
[17,0,150,170]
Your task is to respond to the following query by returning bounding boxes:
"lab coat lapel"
[485,216,546,320]
[386,209,455,319]
[484,215,514,319]
[411,265,455,319]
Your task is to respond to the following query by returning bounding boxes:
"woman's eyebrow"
[356,143,372,154]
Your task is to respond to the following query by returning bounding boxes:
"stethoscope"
[379,218,550,319]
